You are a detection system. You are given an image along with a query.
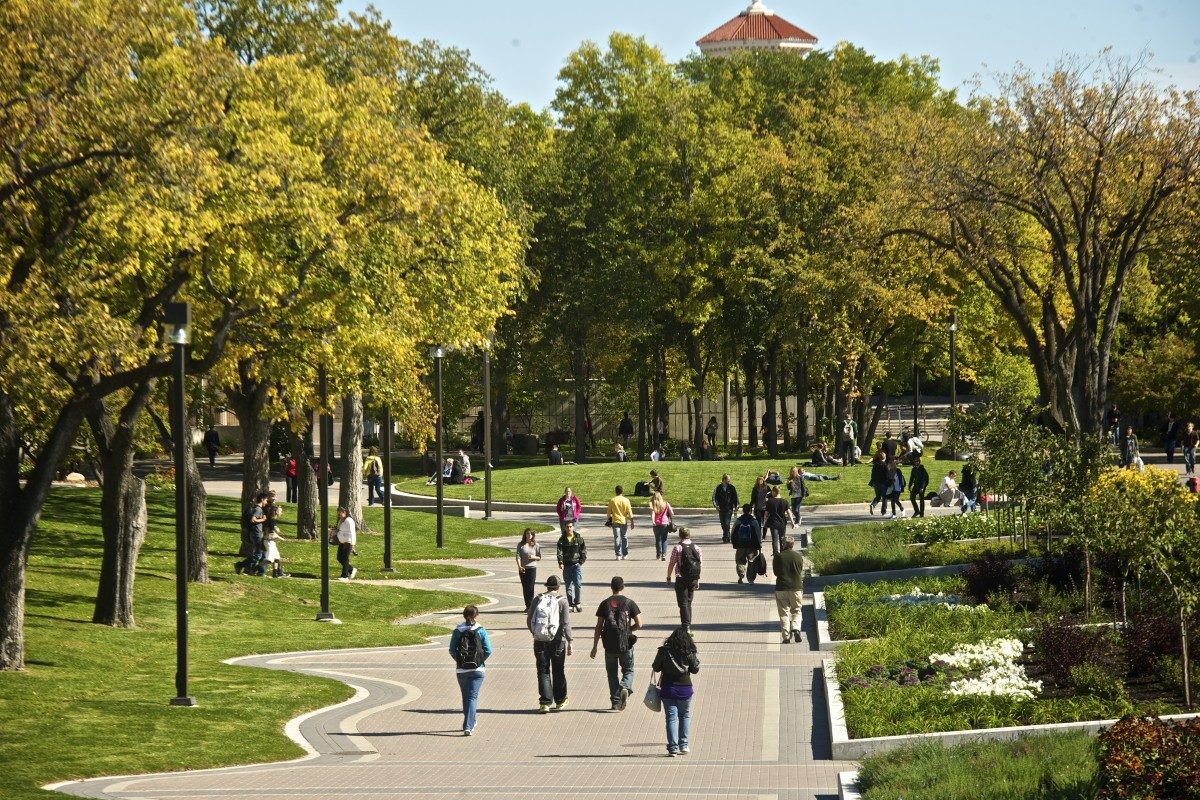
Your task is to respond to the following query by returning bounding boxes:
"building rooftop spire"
[745,0,774,15]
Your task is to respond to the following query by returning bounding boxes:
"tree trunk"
[764,349,779,457]
[571,343,588,463]
[780,361,792,452]
[637,378,648,460]
[864,392,886,450]
[292,420,317,540]
[338,393,365,527]
[685,333,708,458]
[225,368,272,509]
[733,370,745,457]
[742,351,758,450]
[796,360,810,451]
[1180,606,1192,708]
[147,400,207,583]
[0,392,89,670]
[91,471,147,627]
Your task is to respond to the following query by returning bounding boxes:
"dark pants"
[889,491,904,515]
[206,447,217,468]
[367,474,383,505]
[285,474,297,503]
[519,566,537,610]
[717,508,733,543]
[1164,438,1176,464]
[337,542,354,577]
[235,533,265,575]
[1185,447,1196,475]
[534,638,568,706]
[674,579,696,629]
[768,524,785,556]
[910,488,926,517]
[604,649,635,705]
[841,441,855,465]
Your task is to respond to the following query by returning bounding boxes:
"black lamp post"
[482,337,493,520]
[949,311,958,459]
[382,406,393,572]
[316,366,337,622]
[164,301,196,707]
[429,345,446,549]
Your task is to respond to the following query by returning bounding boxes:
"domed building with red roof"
[697,0,818,57]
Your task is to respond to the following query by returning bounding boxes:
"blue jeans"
[563,563,582,607]
[717,508,733,542]
[534,639,567,706]
[456,670,484,732]
[611,524,628,558]
[1185,447,1196,475]
[663,695,693,753]
[367,474,383,505]
[653,525,670,558]
[790,496,803,523]
[604,649,635,705]
[962,491,978,514]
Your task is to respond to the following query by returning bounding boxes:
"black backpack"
[455,626,484,669]
[678,542,701,582]
[732,518,755,548]
[602,596,632,652]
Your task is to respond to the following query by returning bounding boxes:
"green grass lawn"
[857,734,1099,800]
[810,521,1037,575]
[395,457,960,508]
[0,488,521,800]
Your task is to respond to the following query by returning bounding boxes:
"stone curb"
[812,592,865,652]
[821,657,1200,759]
[838,771,863,800]
[804,562,972,591]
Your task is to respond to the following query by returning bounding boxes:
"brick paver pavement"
[51,514,854,800]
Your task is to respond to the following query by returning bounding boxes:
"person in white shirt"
[334,506,357,579]
[650,447,663,462]
[939,470,965,507]
[458,449,472,476]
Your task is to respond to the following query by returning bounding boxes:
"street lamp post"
[949,311,958,460]
[316,366,337,622]
[164,301,196,707]
[429,345,446,549]
[382,406,393,572]
[483,339,493,521]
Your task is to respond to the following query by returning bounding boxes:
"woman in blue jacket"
[449,605,493,735]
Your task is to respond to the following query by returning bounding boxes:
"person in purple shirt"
[652,626,701,757]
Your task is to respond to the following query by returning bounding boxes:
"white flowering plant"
[878,585,990,612]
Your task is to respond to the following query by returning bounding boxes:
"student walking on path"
[590,576,643,711]
[665,526,702,632]
[652,626,701,757]
[785,466,807,526]
[1184,422,1200,476]
[773,535,804,645]
[650,491,674,561]
[515,528,542,611]
[528,575,572,713]
[449,605,492,736]
[868,450,889,515]
[607,485,634,560]
[749,475,769,529]
[763,486,793,557]
[363,447,384,506]
[556,521,587,612]
[556,487,581,534]
[909,456,930,517]
[712,474,739,544]
[333,506,357,580]
[730,503,764,584]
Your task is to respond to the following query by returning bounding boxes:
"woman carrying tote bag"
[651,626,701,757]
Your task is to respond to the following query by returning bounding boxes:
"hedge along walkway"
[394,457,962,509]
[52,513,857,800]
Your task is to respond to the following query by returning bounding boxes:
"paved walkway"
[51,515,853,800]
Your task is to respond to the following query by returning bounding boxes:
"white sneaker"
[888,513,896,519]
[349,567,357,579]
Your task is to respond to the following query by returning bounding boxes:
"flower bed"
[825,576,1006,641]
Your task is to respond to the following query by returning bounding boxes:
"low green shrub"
[1097,716,1200,800]
[1069,664,1130,704]
[1033,618,1125,685]
[903,512,1000,544]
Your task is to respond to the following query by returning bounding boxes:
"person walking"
[234,493,268,576]
[203,424,221,468]
[1183,422,1200,476]
[333,506,357,580]
[960,464,979,513]
[840,414,859,466]
[1105,403,1122,446]
[786,466,808,527]
[705,416,719,452]
[590,576,643,711]
[1163,412,1178,464]
[284,455,298,503]
[449,605,493,736]
[730,503,763,584]
[650,491,674,561]
[887,464,906,519]
[909,456,930,517]
[363,447,384,506]
[652,627,701,757]
[868,450,889,515]
[749,474,769,529]
[556,521,587,612]
[618,411,634,450]
[607,485,634,560]
[712,473,739,544]
[763,486,793,556]
[773,535,804,645]
[529,575,572,713]
[1119,425,1140,469]
[516,528,542,611]
[665,526,702,632]
[556,486,581,535]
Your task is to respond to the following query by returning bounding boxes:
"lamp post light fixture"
[482,336,493,521]
[164,302,196,707]
[949,311,958,460]
[315,365,338,623]
[429,345,446,549]
[382,406,394,572]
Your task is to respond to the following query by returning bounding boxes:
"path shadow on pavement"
[808,666,833,760]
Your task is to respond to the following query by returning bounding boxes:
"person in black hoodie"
[909,456,930,517]
[652,626,701,757]
[868,450,889,515]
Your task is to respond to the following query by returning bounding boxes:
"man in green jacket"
[557,522,588,612]
[773,535,804,645]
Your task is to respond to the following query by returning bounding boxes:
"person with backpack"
[516,528,543,611]
[652,626,701,757]
[731,503,764,584]
[763,486,794,557]
[528,575,573,713]
[650,491,674,561]
[773,535,805,645]
[449,605,493,736]
[887,465,906,519]
[666,526,702,632]
[556,521,587,612]
[840,414,859,466]
[909,456,930,517]
[606,485,634,560]
[556,486,581,535]
[786,466,808,527]
[363,447,384,506]
[711,473,739,544]
[590,576,643,711]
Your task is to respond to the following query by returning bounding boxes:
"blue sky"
[350,0,1200,108]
